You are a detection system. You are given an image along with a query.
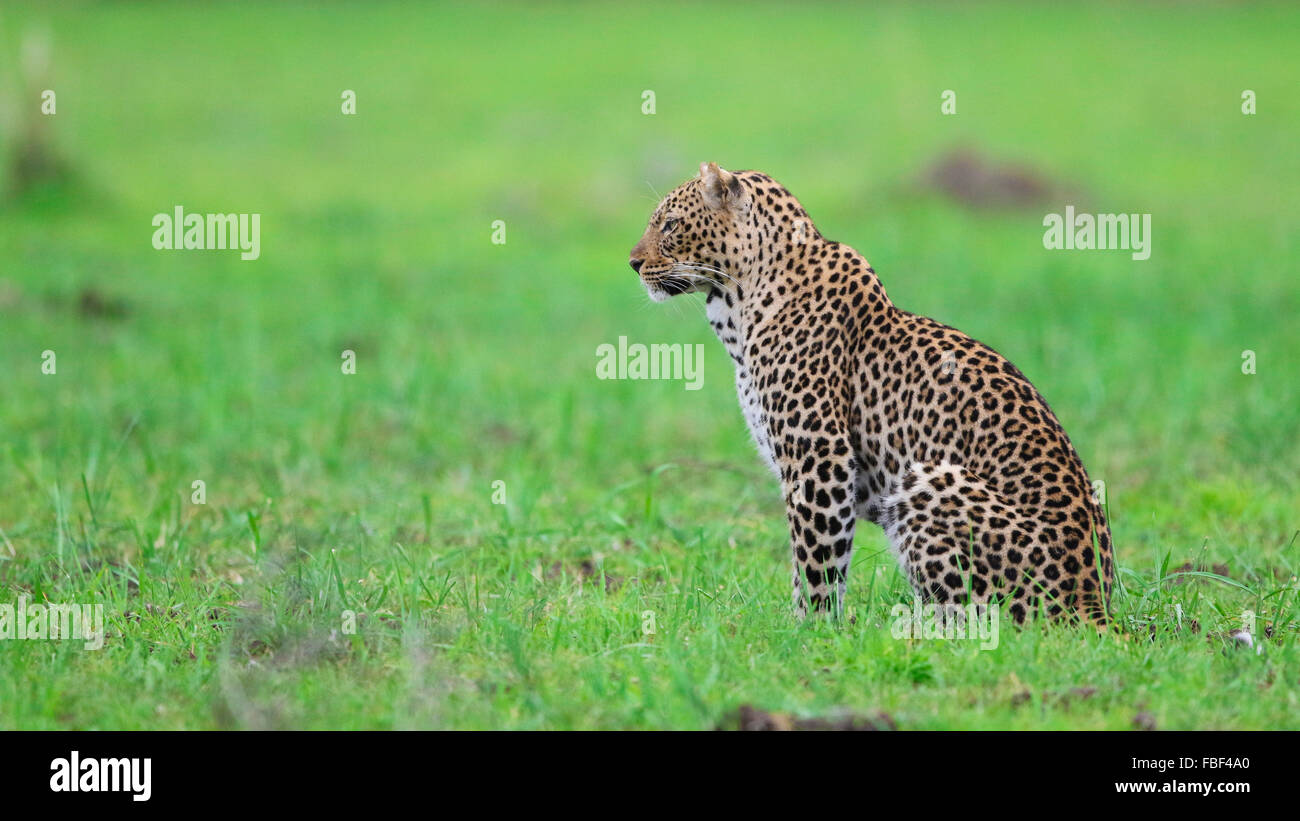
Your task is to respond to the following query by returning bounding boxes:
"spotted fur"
[629,162,1113,623]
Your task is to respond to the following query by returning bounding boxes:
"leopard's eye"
[661,217,680,234]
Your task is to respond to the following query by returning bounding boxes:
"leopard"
[628,162,1113,623]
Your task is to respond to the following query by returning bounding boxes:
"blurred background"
[0,1,1296,729]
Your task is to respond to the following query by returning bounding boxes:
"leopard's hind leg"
[881,462,1108,623]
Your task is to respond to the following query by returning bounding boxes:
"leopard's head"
[629,162,754,302]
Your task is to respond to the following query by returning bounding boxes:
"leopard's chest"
[706,290,778,476]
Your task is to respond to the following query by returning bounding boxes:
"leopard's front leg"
[778,434,858,618]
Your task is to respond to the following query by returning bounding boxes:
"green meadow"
[0,1,1297,729]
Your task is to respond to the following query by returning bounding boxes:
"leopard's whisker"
[668,264,739,289]
[678,268,739,288]
[665,271,724,293]
[673,261,732,278]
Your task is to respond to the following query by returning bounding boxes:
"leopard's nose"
[629,257,645,274]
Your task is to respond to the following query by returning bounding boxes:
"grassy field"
[0,1,1297,730]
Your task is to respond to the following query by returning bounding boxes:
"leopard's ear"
[698,162,747,213]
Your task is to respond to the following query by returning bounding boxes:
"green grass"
[0,1,1297,729]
